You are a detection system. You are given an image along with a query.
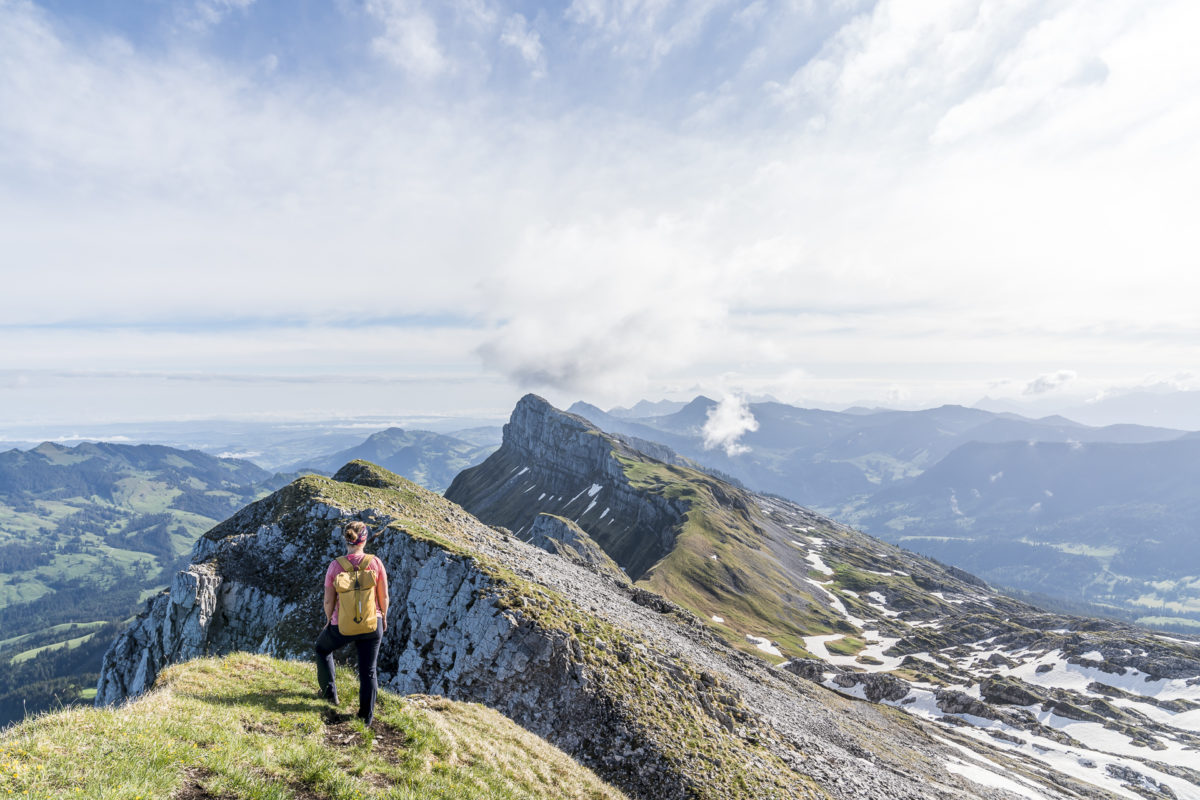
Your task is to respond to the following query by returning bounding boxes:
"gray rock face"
[445,395,688,580]
[780,658,830,683]
[855,673,912,703]
[786,659,912,703]
[979,675,1044,706]
[934,689,995,719]
[526,512,628,584]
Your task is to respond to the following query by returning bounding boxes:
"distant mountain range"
[977,387,1200,430]
[605,398,689,418]
[287,427,498,492]
[840,438,1200,624]
[0,417,506,471]
[568,397,1187,508]
[568,397,1200,629]
[5,396,1198,730]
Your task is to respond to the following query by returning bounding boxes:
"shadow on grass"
[192,687,330,716]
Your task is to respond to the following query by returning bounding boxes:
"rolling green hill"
[0,441,284,725]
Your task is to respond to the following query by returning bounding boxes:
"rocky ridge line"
[95,461,1076,800]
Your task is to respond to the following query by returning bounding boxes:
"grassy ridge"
[0,653,627,800]
[618,456,847,661]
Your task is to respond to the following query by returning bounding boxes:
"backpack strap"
[336,556,353,573]
[358,554,373,571]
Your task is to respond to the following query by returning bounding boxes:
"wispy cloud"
[500,13,545,77]
[365,0,449,78]
[1024,370,1077,395]
[184,0,257,32]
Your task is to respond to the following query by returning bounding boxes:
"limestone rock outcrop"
[445,395,688,580]
[526,512,628,585]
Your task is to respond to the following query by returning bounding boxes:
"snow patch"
[805,552,834,576]
[806,579,866,628]
[944,760,1047,799]
[746,635,782,657]
[1013,652,1196,701]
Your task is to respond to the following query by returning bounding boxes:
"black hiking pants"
[315,618,382,725]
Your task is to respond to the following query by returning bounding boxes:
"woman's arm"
[377,568,389,631]
[323,584,336,623]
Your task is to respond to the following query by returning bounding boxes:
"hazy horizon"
[4,384,1200,446]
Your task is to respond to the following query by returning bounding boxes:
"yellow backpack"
[333,555,378,634]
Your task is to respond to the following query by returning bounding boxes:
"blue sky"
[2,0,1199,424]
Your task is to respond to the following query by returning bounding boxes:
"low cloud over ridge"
[702,395,759,457]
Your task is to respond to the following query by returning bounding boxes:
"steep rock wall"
[445,394,686,579]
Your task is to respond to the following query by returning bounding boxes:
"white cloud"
[366,0,449,78]
[1024,370,1077,396]
[475,210,732,395]
[184,0,256,32]
[500,13,546,77]
[701,394,759,456]
[565,0,728,63]
[2,0,1200,420]
[732,1,766,30]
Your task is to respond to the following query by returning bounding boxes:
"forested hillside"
[0,441,283,725]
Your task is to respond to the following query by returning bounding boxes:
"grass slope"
[617,456,844,661]
[0,653,627,800]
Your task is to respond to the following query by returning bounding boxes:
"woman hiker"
[315,520,389,726]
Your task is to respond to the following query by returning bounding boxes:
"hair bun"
[343,521,368,544]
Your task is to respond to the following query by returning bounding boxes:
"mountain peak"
[566,400,608,419]
[504,393,602,453]
[331,459,411,490]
